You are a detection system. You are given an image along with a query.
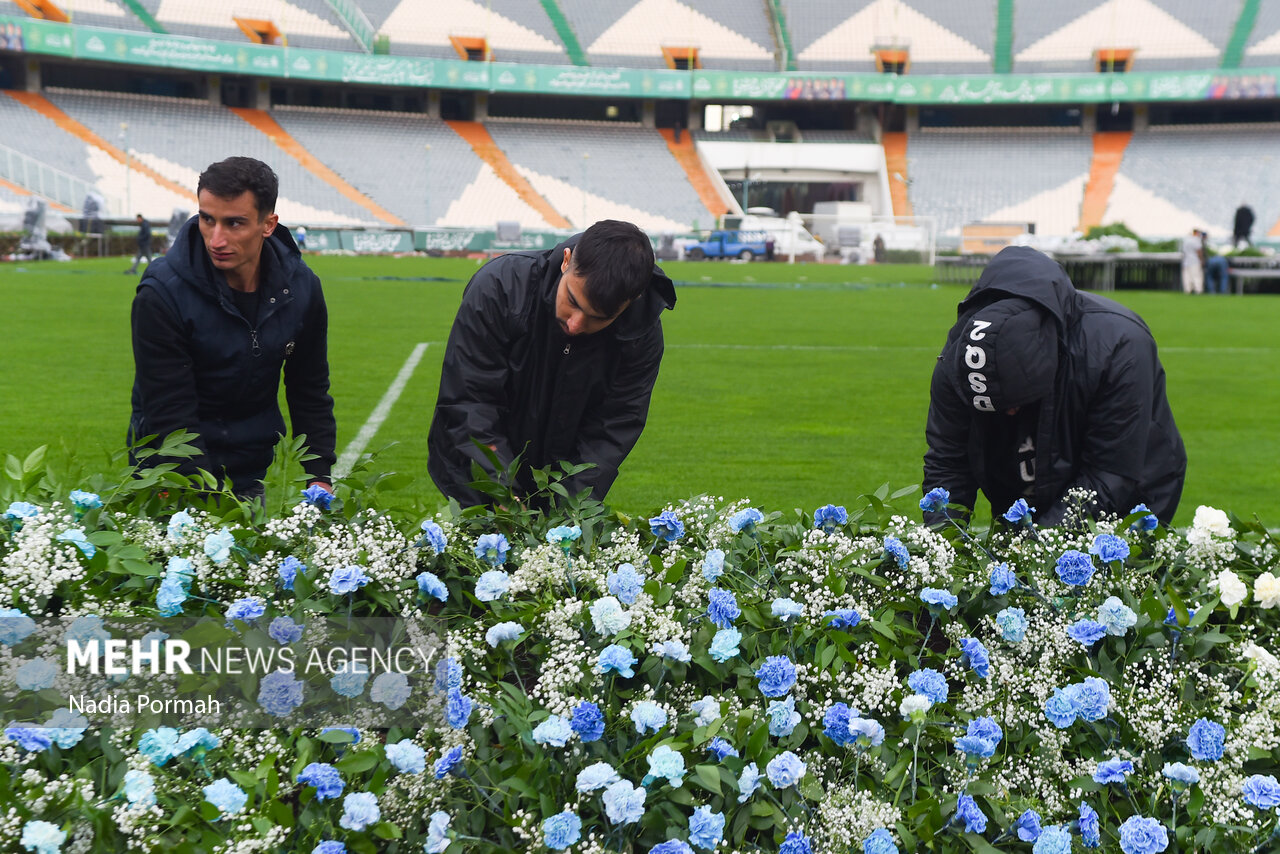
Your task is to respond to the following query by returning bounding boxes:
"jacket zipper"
[563,342,571,355]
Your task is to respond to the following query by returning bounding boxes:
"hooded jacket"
[428,235,676,506]
[129,217,336,486]
[923,246,1185,525]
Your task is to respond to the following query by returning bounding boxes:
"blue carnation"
[824,608,861,629]
[755,655,797,697]
[1129,504,1159,532]
[1186,718,1225,761]
[955,734,995,759]
[123,769,156,807]
[203,778,248,816]
[959,637,990,678]
[779,831,812,854]
[301,484,334,509]
[706,737,738,761]
[297,762,344,800]
[651,843,694,854]
[1015,809,1042,842]
[1242,774,1280,809]
[203,528,234,564]
[689,805,725,850]
[418,520,448,554]
[707,588,741,628]
[16,658,57,691]
[1097,596,1138,636]
[597,644,637,678]
[485,621,523,648]
[815,503,849,531]
[1163,762,1200,787]
[532,714,575,746]
[921,588,958,610]
[6,726,52,752]
[863,828,899,854]
[1003,498,1034,525]
[370,671,411,710]
[603,781,646,825]
[883,535,910,568]
[1079,802,1101,847]
[474,533,510,565]
[955,793,987,833]
[571,701,605,742]
[278,556,304,591]
[648,510,685,542]
[1033,826,1072,854]
[908,669,948,704]
[20,820,65,854]
[1064,677,1110,722]
[767,695,801,737]
[1090,533,1130,563]
[435,658,463,693]
[546,525,581,546]
[329,662,369,698]
[327,565,370,595]
[576,762,620,792]
[225,596,266,625]
[475,570,511,602]
[69,489,102,511]
[1044,689,1077,728]
[57,527,96,559]
[338,792,380,832]
[989,563,1016,595]
[849,716,885,749]
[655,640,691,662]
[446,689,474,728]
[1118,816,1168,854]
[967,716,1003,747]
[268,616,304,645]
[729,507,764,533]
[258,670,304,717]
[138,727,179,766]
[701,549,725,582]
[417,571,449,602]
[543,810,582,850]
[1094,757,1134,784]
[1067,620,1108,646]
[737,762,762,803]
[313,843,346,854]
[645,744,686,787]
[433,746,463,779]
[45,708,88,749]
[607,563,645,605]
[823,702,855,746]
[630,701,667,735]
[174,727,218,756]
[771,597,804,622]
[709,628,741,662]
[1055,550,1096,587]
[0,608,37,645]
[765,751,806,788]
[425,813,449,854]
[995,607,1027,642]
[4,501,40,520]
[919,488,949,514]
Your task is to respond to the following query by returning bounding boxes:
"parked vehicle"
[685,230,774,261]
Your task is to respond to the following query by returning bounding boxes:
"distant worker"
[296,225,308,251]
[873,234,886,264]
[428,220,676,507]
[1180,228,1204,294]
[923,246,1185,527]
[124,214,152,274]
[1233,203,1255,249]
[128,157,336,498]
[1205,253,1230,295]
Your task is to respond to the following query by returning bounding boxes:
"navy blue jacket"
[428,236,676,506]
[924,247,1185,525]
[128,217,335,486]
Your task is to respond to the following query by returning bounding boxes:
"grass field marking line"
[334,342,429,478]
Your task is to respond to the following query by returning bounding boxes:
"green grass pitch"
[1,255,1277,525]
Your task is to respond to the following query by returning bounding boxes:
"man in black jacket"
[428,220,676,507]
[128,157,336,496]
[125,214,152,274]
[923,246,1185,526]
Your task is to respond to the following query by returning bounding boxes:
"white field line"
[669,343,1276,354]
[334,343,429,478]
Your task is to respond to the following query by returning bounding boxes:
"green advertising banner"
[3,16,1278,105]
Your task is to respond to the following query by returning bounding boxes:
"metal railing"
[0,144,119,217]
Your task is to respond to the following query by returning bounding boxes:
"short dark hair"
[571,220,655,317]
[197,157,278,218]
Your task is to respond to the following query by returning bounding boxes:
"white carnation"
[1255,572,1280,609]
[1187,505,1232,546]
[1214,569,1249,607]
[589,596,632,636]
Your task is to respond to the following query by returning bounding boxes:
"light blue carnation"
[69,489,102,510]
[542,810,582,850]
[425,811,450,854]
[729,507,764,533]
[174,727,219,756]
[767,695,801,737]
[474,533,510,566]
[297,763,344,800]
[416,571,448,602]
[446,689,473,729]
[709,628,742,662]
[995,607,1027,643]
[920,588,958,610]
[0,608,37,646]
[989,562,1016,595]
[475,570,511,602]
[532,714,575,746]
[327,565,370,595]
[1033,826,1072,854]
[257,670,304,717]
[123,769,156,806]
[863,828,899,854]
[607,563,645,605]
[19,820,66,854]
[1163,762,1200,787]
[203,778,248,816]
[883,535,910,568]
[771,597,804,622]
[225,596,266,626]
[576,762,620,792]
[1044,689,1078,729]
[645,744,686,787]
[338,792,380,831]
[654,639,691,662]
[4,501,40,520]
[486,621,523,648]
[602,780,646,825]
[590,596,632,637]
[701,549,725,582]
[418,520,448,555]
[765,751,806,788]
[1097,596,1138,636]
[1118,816,1168,854]
[737,762,762,802]
[369,671,411,710]
[268,616,304,645]
[597,644,637,678]
[385,739,426,774]
[57,528,95,559]
[1186,718,1225,761]
[630,701,668,735]
[44,708,87,748]
[546,525,581,546]
[1068,620,1108,646]
[138,727,179,766]
[165,509,194,541]
[203,528,234,564]
[688,805,725,850]
[16,658,57,691]
[329,662,369,698]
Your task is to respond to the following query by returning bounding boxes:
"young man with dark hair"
[429,219,676,506]
[922,246,1185,527]
[128,156,336,497]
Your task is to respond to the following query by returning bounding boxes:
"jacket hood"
[949,296,1058,413]
[164,216,304,298]
[546,234,676,341]
[958,246,1078,333]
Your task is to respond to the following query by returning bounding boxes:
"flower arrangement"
[1,444,1279,854]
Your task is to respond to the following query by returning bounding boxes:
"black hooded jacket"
[128,217,336,486]
[428,235,676,506]
[923,246,1185,525]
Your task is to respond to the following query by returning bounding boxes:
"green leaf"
[372,822,403,840]
[693,764,722,794]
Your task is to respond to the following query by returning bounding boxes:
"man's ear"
[262,212,279,238]
[562,247,572,273]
